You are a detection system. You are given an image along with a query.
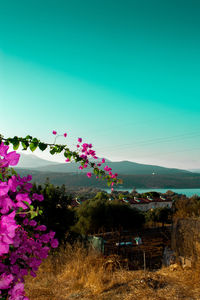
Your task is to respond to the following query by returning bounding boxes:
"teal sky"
[1,0,200,169]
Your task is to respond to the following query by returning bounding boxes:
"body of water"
[104,188,200,197]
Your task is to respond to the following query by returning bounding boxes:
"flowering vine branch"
[0,132,122,189]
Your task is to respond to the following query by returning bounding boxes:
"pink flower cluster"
[0,142,58,299]
[0,143,20,168]
[52,131,118,188]
[76,138,118,190]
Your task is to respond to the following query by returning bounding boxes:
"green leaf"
[32,138,39,143]
[6,138,12,145]
[107,181,111,187]
[25,135,32,140]
[30,142,38,152]
[50,148,56,155]
[30,211,37,219]
[13,140,20,150]
[76,156,82,162]
[64,151,72,159]
[94,168,99,176]
[39,142,47,151]
[21,141,29,150]
[53,145,64,153]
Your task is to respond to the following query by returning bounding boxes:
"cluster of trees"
[31,183,174,243]
[173,194,200,218]
[72,195,145,235]
[145,207,172,226]
[32,181,75,242]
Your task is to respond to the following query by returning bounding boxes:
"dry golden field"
[25,244,200,300]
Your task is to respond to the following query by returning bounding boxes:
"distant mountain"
[16,154,193,176]
[16,153,60,169]
[34,159,191,176]
[99,161,191,175]
[16,168,200,189]
[188,169,200,173]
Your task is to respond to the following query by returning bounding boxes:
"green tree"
[32,180,75,242]
[145,207,172,226]
[72,199,145,235]
[94,191,109,201]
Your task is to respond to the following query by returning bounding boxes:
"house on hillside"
[129,196,172,211]
[70,197,83,208]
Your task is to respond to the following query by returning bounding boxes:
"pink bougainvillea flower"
[77,137,82,143]
[0,142,60,297]
[23,218,29,226]
[5,151,20,166]
[102,158,105,163]
[0,195,14,214]
[82,143,88,149]
[65,158,70,162]
[0,142,9,157]
[8,176,19,192]
[63,133,67,137]
[8,282,29,300]
[35,225,47,231]
[32,193,44,202]
[15,193,32,209]
[52,130,57,135]
[29,220,37,227]
[87,172,92,178]
[79,166,83,170]
[0,273,14,290]
[0,182,9,196]
[51,239,59,248]
[0,211,17,255]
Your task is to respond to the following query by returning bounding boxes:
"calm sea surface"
[104,188,200,197]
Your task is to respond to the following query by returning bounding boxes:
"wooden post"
[143,251,146,272]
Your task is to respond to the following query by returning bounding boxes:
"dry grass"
[25,244,200,300]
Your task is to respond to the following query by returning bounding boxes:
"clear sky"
[1,0,200,169]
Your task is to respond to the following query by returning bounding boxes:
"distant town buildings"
[70,193,172,211]
[122,195,172,211]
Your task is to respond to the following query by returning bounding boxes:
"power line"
[96,131,200,151]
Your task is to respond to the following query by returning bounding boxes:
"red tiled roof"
[129,197,172,205]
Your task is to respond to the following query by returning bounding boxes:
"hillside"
[189,169,200,173]
[35,160,192,175]
[16,154,192,176]
[17,168,200,189]
[15,154,200,188]
[25,245,200,300]
[16,153,60,169]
